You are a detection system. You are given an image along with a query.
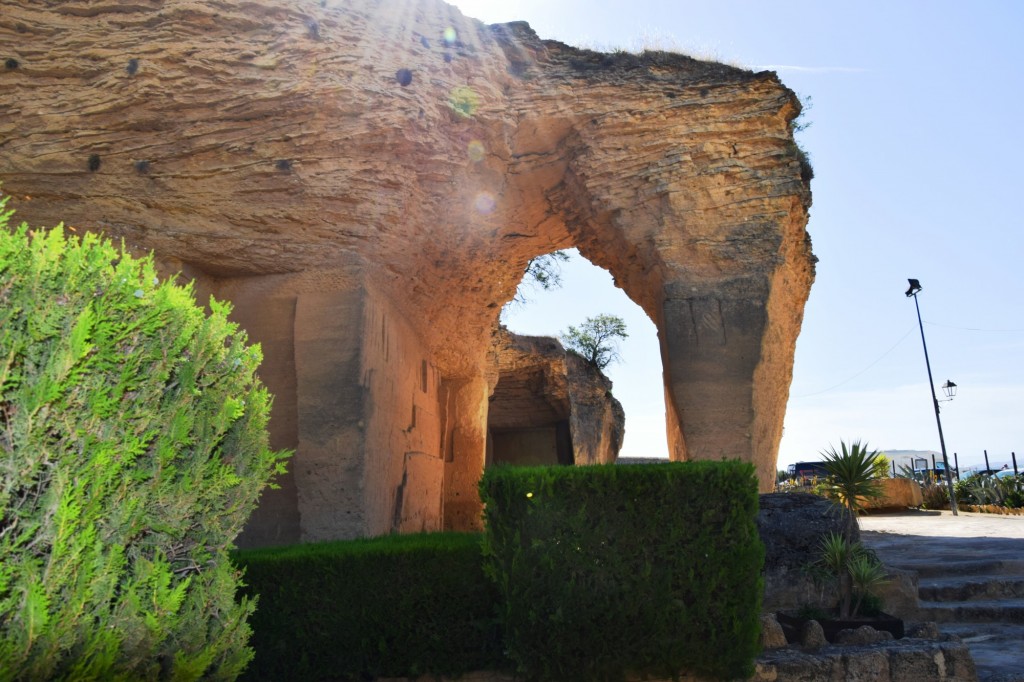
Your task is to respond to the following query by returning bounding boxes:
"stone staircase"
[861,531,1024,681]
[907,558,1024,623]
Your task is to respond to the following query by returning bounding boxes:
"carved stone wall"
[1,0,814,544]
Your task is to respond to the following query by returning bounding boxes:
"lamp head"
[942,380,957,399]
[906,279,922,297]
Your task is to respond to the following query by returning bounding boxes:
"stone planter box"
[776,610,905,644]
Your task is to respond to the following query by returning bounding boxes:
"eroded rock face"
[487,328,624,468]
[759,493,856,612]
[0,0,814,543]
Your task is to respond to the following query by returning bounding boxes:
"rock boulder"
[866,478,925,511]
[487,328,624,467]
[758,493,856,612]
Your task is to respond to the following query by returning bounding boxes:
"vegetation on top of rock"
[561,313,629,370]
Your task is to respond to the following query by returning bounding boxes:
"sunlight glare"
[467,140,486,162]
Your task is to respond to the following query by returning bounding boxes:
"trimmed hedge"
[480,461,764,682]
[233,532,505,681]
[0,203,289,679]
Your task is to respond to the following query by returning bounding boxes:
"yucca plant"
[806,441,892,620]
[813,532,889,619]
[816,531,856,619]
[848,552,889,618]
[821,440,884,533]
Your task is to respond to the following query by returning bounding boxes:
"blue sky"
[450,0,1024,471]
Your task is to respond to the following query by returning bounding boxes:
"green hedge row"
[235,462,763,681]
[233,532,505,681]
[479,461,764,682]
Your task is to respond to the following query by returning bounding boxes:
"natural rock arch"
[0,0,814,545]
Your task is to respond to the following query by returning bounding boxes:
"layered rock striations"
[0,0,814,544]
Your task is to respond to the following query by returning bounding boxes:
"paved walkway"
[860,509,1024,538]
[859,510,1024,682]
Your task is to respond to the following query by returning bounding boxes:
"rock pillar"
[441,377,490,532]
[661,278,768,483]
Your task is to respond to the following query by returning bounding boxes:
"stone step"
[915,598,1024,623]
[885,559,1024,579]
[938,622,1024,682]
[918,575,1024,602]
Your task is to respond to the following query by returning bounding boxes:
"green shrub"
[233,532,504,681]
[1006,478,1024,509]
[954,477,976,504]
[920,483,949,509]
[965,475,1024,509]
[810,532,889,619]
[479,461,763,682]
[0,203,289,680]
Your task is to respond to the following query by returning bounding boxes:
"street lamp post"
[905,279,958,515]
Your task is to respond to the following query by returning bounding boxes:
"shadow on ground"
[860,511,1024,681]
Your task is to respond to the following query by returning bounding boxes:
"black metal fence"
[892,449,1020,482]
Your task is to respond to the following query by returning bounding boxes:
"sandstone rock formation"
[488,327,624,468]
[835,625,894,646]
[866,477,925,511]
[0,0,814,544]
[797,620,829,651]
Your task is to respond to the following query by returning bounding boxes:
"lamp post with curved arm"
[905,279,958,515]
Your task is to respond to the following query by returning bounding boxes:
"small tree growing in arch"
[504,250,572,312]
[561,314,628,370]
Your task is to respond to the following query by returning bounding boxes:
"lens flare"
[474,191,496,214]
[467,140,485,162]
[443,27,457,46]
[448,86,479,118]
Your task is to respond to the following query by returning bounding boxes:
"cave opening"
[487,248,668,466]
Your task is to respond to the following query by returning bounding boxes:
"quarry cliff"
[1,0,814,543]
